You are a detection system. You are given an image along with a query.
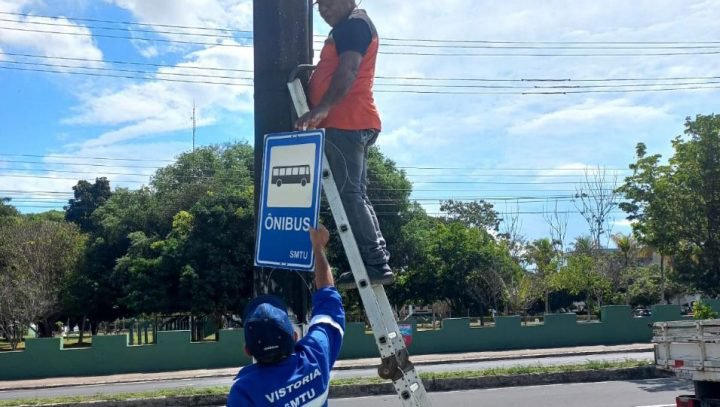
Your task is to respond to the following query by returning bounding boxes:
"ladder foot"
[378,349,414,381]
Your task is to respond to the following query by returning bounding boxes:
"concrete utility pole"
[253,0,315,323]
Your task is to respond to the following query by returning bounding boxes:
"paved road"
[0,351,652,400]
[332,378,693,407]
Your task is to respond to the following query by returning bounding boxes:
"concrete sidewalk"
[0,343,652,391]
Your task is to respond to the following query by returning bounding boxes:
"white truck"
[654,319,720,407]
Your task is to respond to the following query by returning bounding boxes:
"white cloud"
[0,0,38,13]
[509,99,669,136]
[48,141,191,184]
[106,0,253,54]
[0,15,103,67]
[614,219,637,228]
[109,0,252,30]
[0,141,192,212]
[9,0,717,242]
[65,43,253,148]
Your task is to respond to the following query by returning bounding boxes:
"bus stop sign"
[255,130,324,271]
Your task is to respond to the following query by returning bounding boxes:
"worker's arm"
[295,51,363,130]
[301,225,345,371]
[310,225,333,288]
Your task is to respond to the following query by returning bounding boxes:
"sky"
[1,0,719,246]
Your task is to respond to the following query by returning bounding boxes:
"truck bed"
[653,319,720,382]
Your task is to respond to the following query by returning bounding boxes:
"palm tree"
[572,236,595,256]
[612,233,640,268]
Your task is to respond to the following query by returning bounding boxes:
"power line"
[6,17,720,52]
[6,59,720,91]
[0,52,254,73]
[0,166,628,179]
[374,49,720,57]
[0,60,253,81]
[0,17,250,40]
[4,52,719,84]
[3,11,718,47]
[0,65,254,87]
[0,159,172,170]
[376,74,720,83]
[0,11,253,34]
[3,24,720,57]
[0,156,633,173]
[0,172,625,186]
[5,63,720,95]
[0,25,253,49]
[0,153,174,162]
[374,85,720,95]
[377,80,720,90]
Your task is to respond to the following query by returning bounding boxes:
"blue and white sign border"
[254,130,324,271]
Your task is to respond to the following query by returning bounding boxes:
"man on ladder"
[295,0,393,289]
[290,1,431,404]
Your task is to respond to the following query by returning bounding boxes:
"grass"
[0,386,229,407]
[0,359,651,406]
[330,359,651,386]
[0,331,188,352]
[1,336,97,352]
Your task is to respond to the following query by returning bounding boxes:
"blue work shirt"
[228,287,346,407]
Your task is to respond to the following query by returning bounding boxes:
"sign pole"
[253,0,314,322]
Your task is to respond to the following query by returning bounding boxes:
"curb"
[333,346,653,370]
[9,367,659,407]
[0,346,653,391]
[330,366,659,398]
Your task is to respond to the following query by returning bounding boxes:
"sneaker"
[335,264,395,290]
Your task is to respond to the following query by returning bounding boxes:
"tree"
[411,220,517,316]
[119,192,255,327]
[544,199,569,254]
[573,167,620,249]
[0,198,19,220]
[439,199,501,232]
[618,115,720,296]
[112,144,256,323]
[625,266,662,307]
[524,238,558,313]
[505,273,541,324]
[553,240,612,320]
[0,219,85,337]
[499,202,526,265]
[693,301,719,320]
[612,233,640,268]
[65,178,112,233]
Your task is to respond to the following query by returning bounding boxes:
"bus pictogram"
[271,165,311,187]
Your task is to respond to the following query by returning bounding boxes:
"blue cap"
[243,295,295,364]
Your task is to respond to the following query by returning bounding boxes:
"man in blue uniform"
[227,225,344,406]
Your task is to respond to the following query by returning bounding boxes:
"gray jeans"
[324,128,390,266]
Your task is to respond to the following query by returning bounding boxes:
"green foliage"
[693,300,719,320]
[0,218,86,338]
[114,144,256,318]
[625,266,662,307]
[439,199,501,231]
[505,273,541,316]
[393,216,518,315]
[0,198,19,226]
[618,114,720,295]
[65,178,112,233]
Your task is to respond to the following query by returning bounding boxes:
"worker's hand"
[309,224,330,249]
[295,105,331,130]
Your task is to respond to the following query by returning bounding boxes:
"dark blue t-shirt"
[227,287,345,407]
[332,15,373,56]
